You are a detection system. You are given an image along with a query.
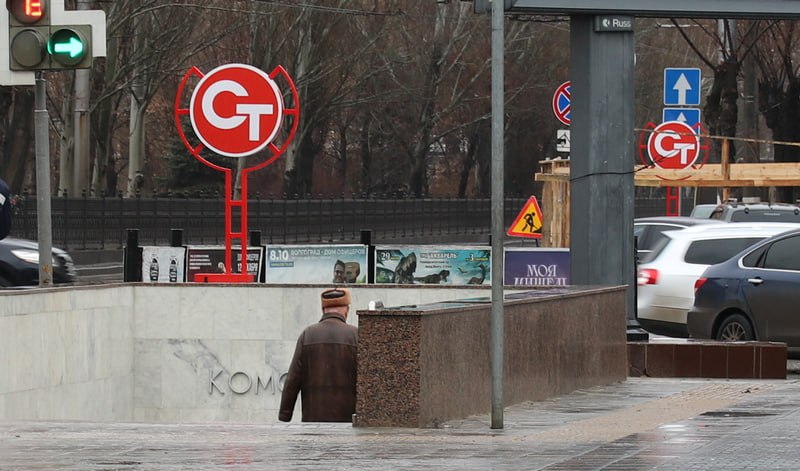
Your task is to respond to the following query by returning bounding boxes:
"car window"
[684,237,765,265]
[640,236,670,263]
[647,225,680,250]
[729,210,800,222]
[742,245,768,268]
[763,236,800,271]
[635,224,685,252]
[689,205,715,219]
[634,225,647,250]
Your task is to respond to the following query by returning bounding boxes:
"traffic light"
[6,0,93,70]
[47,24,91,68]
[7,0,49,69]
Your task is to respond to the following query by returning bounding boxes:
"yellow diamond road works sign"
[507,196,544,239]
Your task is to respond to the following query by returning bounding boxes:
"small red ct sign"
[190,63,284,158]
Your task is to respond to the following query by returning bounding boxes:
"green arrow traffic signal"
[51,35,83,58]
[47,28,87,66]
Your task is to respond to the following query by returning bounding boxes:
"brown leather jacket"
[279,312,358,422]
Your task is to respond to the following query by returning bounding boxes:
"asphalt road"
[74,261,124,284]
[71,249,124,284]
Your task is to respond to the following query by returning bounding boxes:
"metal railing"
[10,192,531,250]
[9,188,690,251]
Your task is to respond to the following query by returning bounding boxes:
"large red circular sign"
[647,120,699,170]
[190,64,284,158]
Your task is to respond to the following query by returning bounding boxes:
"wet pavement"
[2,375,800,470]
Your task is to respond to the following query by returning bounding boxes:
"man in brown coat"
[279,288,358,422]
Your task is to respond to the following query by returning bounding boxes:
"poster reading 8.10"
[374,246,491,285]
[264,244,368,284]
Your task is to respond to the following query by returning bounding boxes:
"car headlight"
[10,249,55,265]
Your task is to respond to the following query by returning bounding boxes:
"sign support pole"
[569,16,636,323]
[35,72,53,287]
[490,0,505,430]
[666,187,681,216]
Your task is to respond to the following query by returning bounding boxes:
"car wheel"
[716,313,755,342]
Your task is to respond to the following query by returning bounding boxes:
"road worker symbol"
[508,196,544,239]
[647,120,700,170]
[189,64,284,158]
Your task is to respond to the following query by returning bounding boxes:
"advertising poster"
[142,246,187,283]
[186,246,265,282]
[264,245,368,284]
[504,248,569,286]
[375,246,491,285]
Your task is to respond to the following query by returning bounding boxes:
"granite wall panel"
[355,286,628,427]
[627,341,786,379]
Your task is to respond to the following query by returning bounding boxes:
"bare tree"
[0,87,35,190]
[367,2,493,197]
[77,0,243,197]
[671,19,766,163]
[753,20,800,202]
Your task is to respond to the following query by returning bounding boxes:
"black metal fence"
[9,189,689,251]
[11,193,531,250]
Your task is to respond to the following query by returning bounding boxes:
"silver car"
[634,216,722,261]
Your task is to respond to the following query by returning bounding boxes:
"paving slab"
[1,377,800,470]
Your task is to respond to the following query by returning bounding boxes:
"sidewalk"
[2,376,800,469]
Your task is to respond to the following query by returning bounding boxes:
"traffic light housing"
[7,0,46,24]
[7,0,49,70]
[47,24,91,69]
[6,0,93,70]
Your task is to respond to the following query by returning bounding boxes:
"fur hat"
[321,288,351,309]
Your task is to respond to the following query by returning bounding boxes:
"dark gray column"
[569,15,636,322]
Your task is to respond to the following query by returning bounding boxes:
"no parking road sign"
[190,63,285,157]
[552,81,571,126]
[647,121,700,170]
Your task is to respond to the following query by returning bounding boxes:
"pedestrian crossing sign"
[507,196,544,239]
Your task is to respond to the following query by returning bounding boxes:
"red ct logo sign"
[647,120,699,170]
[190,64,284,157]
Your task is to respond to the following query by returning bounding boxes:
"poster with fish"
[374,246,491,285]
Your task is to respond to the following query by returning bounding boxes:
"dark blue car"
[687,227,800,351]
[0,238,77,287]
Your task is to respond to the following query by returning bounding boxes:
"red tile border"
[628,341,786,379]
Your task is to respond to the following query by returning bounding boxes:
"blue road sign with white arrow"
[663,107,701,127]
[664,68,701,106]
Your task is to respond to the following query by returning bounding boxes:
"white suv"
[636,222,800,338]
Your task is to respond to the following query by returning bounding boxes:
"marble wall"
[0,286,135,421]
[0,284,491,423]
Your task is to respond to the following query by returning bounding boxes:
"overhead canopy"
[509,0,800,19]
